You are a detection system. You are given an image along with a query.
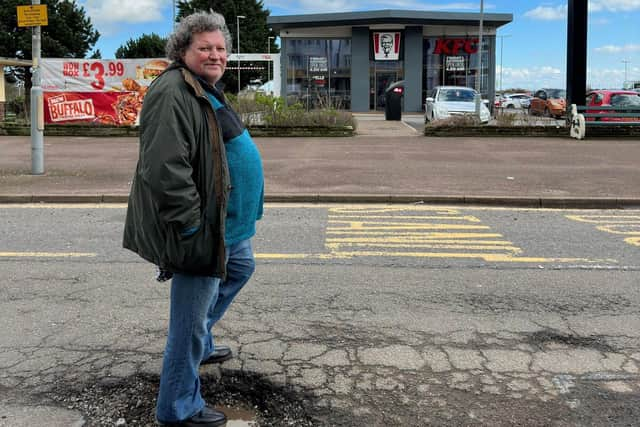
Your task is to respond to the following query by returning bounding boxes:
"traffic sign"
[17,5,48,27]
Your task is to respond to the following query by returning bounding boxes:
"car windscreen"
[547,89,566,99]
[437,89,476,102]
[610,94,640,107]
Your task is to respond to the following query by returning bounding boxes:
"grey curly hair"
[166,11,233,62]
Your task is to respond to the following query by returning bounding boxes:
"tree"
[0,0,100,83]
[176,0,279,93]
[115,33,167,59]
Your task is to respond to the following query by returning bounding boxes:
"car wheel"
[544,107,551,117]
[507,104,514,109]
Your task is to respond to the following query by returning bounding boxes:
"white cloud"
[497,66,565,90]
[524,5,568,21]
[587,66,640,88]
[79,0,171,25]
[497,64,638,90]
[589,0,640,12]
[594,44,640,53]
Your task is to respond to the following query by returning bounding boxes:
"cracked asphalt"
[1,205,639,426]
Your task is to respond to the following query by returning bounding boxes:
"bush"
[428,115,479,127]
[229,93,355,129]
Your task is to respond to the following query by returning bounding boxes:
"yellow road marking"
[328,214,482,222]
[0,204,126,209]
[566,215,640,223]
[626,237,640,247]
[325,243,522,252]
[567,214,640,247]
[327,223,489,231]
[326,231,505,238]
[597,225,640,235]
[0,252,96,258]
[255,252,611,263]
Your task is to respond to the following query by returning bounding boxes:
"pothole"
[43,371,317,426]
[527,330,615,352]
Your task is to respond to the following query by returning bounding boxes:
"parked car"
[425,86,491,124]
[500,93,532,109]
[585,90,640,121]
[529,88,566,118]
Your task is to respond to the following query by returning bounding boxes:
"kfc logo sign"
[433,38,479,55]
[373,32,401,60]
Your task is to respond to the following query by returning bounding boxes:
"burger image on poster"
[136,59,170,81]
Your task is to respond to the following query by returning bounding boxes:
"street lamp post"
[267,36,275,83]
[498,34,511,93]
[622,59,630,87]
[475,0,484,119]
[236,15,245,93]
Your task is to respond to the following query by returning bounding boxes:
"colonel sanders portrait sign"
[373,32,401,60]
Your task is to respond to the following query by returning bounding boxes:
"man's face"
[381,35,393,55]
[182,30,227,85]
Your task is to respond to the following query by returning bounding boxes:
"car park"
[500,93,532,109]
[529,88,566,118]
[425,86,491,124]
[585,90,640,122]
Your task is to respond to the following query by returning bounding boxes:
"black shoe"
[158,406,227,426]
[201,345,233,365]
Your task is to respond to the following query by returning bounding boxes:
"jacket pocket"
[165,222,217,275]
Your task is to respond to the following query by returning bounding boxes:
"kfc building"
[267,9,512,112]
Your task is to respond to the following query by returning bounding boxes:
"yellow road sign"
[17,4,48,27]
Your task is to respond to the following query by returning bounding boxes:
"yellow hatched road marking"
[325,206,523,260]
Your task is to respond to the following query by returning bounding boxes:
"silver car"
[500,93,532,109]
[425,86,491,124]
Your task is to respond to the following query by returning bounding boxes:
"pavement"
[1,113,639,207]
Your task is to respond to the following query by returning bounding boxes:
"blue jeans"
[156,239,255,422]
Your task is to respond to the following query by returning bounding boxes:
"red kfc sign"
[433,38,479,55]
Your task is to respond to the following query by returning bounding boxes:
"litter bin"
[384,81,404,120]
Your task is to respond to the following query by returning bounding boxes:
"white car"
[500,93,532,109]
[425,86,491,124]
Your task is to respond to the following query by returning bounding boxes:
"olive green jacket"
[123,64,230,278]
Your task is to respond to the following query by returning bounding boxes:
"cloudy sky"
[78,0,640,90]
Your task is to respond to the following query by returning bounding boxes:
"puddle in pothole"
[216,404,258,426]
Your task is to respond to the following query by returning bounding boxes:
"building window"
[422,37,490,104]
[285,39,351,109]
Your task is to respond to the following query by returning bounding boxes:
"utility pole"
[236,15,245,93]
[29,0,44,175]
[498,34,511,93]
[267,36,275,83]
[622,59,630,87]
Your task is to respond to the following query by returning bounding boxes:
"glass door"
[369,61,403,111]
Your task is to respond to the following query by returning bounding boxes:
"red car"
[585,90,640,121]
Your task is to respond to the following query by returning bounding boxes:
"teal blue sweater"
[205,88,264,245]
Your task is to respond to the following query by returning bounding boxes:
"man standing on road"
[123,11,264,427]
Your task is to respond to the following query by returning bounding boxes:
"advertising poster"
[40,58,170,125]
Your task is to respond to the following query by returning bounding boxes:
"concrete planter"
[424,125,569,137]
[0,123,355,138]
